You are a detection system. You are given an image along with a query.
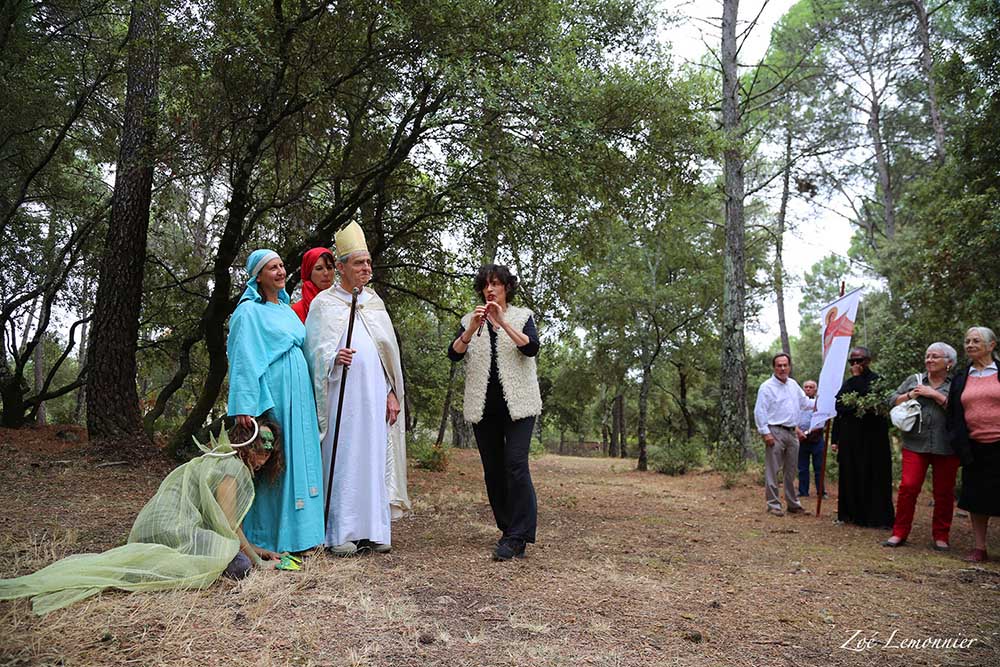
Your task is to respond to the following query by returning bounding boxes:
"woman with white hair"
[884,342,959,550]
[947,326,1000,562]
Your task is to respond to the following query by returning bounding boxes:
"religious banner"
[810,287,863,431]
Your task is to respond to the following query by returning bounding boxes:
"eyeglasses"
[848,358,866,365]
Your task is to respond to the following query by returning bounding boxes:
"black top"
[448,317,539,419]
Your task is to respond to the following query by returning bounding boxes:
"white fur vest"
[461,305,543,424]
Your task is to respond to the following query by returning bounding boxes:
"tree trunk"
[72,318,88,424]
[450,406,474,449]
[436,362,458,445]
[0,297,29,427]
[617,393,627,458]
[637,365,650,471]
[0,376,27,427]
[86,0,159,448]
[601,422,609,455]
[16,297,39,356]
[775,127,792,356]
[558,429,564,455]
[609,394,621,457]
[33,343,45,425]
[867,93,896,240]
[911,0,946,163]
[719,0,750,467]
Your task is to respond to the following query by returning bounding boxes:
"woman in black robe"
[831,347,895,528]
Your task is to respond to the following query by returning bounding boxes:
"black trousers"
[473,414,537,543]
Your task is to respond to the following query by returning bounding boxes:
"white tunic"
[321,288,391,546]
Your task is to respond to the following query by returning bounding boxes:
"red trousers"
[892,448,960,542]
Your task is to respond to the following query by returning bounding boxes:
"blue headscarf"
[239,249,290,304]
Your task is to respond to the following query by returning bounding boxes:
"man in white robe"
[303,222,410,555]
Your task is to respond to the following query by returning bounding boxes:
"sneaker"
[787,506,806,514]
[767,507,785,517]
[326,542,358,557]
[492,538,527,561]
[357,539,391,554]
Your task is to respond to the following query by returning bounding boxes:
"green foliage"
[410,439,450,472]
[529,437,547,460]
[647,439,703,476]
[7,0,991,490]
[835,374,895,418]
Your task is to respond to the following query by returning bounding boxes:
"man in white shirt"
[754,353,814,516]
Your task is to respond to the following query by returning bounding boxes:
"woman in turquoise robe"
[227,249,325,553]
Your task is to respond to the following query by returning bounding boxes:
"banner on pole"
[810,287,863,431]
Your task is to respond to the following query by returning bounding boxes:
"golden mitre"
[334,221,368,258]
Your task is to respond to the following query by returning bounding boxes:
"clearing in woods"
[0,426,997,666]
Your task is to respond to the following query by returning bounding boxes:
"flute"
[476,295,495,337]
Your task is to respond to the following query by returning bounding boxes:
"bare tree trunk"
[33,343,45,425]
[72,319,88,424]
[911,0,946,163]
[617,394,627,458]
[719,0,750,467]
[17,297,39,356]
[867,93,896,240]
[637,365,650,471]
[775,127,792,356]
[450,406,474,449]
[86,0,159,448]
[609,394,621,457]
[558,429,564,454]
[601,422,609,455]
[436,362,458,445]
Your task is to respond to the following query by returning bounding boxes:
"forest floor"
[0,425,998,667]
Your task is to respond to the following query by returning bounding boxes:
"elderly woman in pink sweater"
[947,326,1000,562]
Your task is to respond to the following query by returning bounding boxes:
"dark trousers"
[473,414,537,543]
[798,439,824,496]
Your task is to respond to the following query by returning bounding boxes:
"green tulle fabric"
[0,435,255,615]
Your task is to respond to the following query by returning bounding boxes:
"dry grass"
[1,427,998,666]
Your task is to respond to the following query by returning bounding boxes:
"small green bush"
[529,437,547,459]
[411,439,450,472]
[648,439,703,476]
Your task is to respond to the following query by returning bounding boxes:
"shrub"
[411,439,450,472]
[529,437,547,459]
[648,438,703,476]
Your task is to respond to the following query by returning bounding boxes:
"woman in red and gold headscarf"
[291,247,335,323]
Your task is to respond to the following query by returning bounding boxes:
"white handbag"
[889,373,923,432]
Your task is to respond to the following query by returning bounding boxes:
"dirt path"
[1,429,997,666]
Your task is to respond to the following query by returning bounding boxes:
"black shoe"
[356,539,391,554]
[492,538,527,561]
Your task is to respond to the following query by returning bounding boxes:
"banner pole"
[815,280,845,518]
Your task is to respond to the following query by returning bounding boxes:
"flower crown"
[195,418,271,458]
